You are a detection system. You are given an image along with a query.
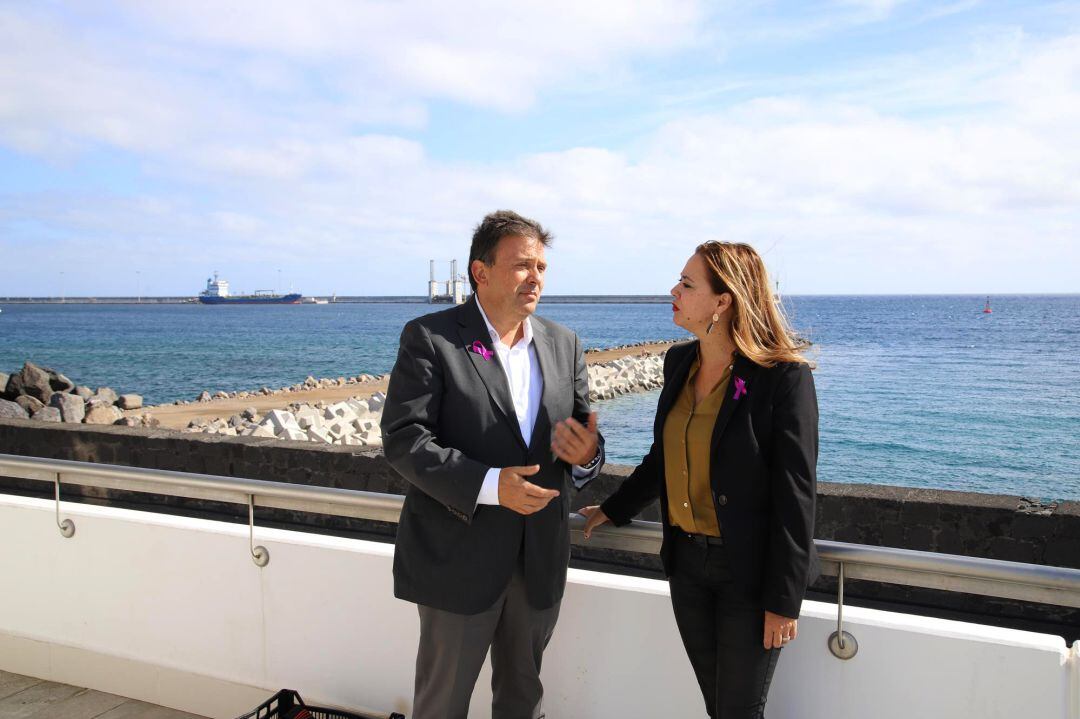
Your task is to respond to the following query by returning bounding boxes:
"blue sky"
[1,0,1078,297]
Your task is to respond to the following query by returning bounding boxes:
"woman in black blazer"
[580,241,818,719]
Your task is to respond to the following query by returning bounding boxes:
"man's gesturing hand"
[499,465,560,515]
[551,412,599,466]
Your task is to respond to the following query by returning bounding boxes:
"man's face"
[473,234,547,319]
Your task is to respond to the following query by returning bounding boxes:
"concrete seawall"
[1,417,1077,640]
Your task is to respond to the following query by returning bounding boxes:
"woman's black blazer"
[600,340,819,619]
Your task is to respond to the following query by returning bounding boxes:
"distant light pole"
[136,270,141,304]
[59,271,65,304]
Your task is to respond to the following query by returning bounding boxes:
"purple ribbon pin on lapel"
[468,340,493,361]
[733,376,747,400]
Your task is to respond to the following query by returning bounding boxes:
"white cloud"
[115,0,702,110]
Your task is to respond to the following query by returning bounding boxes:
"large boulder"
[84,404,124,425]
[86,395,115,410]
[48,371,75,393]
[74,386,94,400]
[6,362,53,403]
[32,406,62,422]
[116,394,143,410]
[15,395,44,415]
[0,373,8,398]
[49,393,86,423]
[0,398,29,419]
[94,387,119,404]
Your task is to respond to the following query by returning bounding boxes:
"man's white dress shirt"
[474,300,599,506]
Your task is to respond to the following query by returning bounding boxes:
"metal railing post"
[1069,640,1079,719]
[248,494,269,567]
[54,473,75,538]
[828,562,858,660]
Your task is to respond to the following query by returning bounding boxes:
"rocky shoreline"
[2,342,673,447]
[1,362,155,427]
[181,372,390,406]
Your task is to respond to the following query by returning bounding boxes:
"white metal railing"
[2,452,1079,661]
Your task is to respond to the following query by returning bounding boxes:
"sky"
[0,0,1078,297]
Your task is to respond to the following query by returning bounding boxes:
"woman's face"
[670,253,727,336]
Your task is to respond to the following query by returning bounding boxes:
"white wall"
[0,494,1075,719]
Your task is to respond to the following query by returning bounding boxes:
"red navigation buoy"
[983,297,992,314]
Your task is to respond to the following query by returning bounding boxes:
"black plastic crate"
[235,689,405,719]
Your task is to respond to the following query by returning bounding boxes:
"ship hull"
[198,294,302,305]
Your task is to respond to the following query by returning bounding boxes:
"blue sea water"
[1,296,1078,500]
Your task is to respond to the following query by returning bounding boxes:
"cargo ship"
[197,272,302,305]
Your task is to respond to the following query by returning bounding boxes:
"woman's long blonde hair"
[695,241,812,367]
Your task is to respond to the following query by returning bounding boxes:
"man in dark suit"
[381,210,604,719]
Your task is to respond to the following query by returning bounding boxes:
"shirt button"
[682,502,689,508]
[717,494,728,506]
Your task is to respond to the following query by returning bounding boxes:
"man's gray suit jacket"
[381,296,603,615]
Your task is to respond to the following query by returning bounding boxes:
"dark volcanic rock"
[15,395,45,415]
[0,398,28,419]
[84,404,123,425]
[116,394,143,410]
[6,362,53,403]
[32,406,62,422]
[49,393,86,423]
[94,387,119,404]
[48,371,75,393]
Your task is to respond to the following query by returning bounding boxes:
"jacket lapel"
[456,297,528,450]
[709,353,760,453]
[527,319,556,451]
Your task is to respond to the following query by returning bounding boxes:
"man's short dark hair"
[468,210,552,291]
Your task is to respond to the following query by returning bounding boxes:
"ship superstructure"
[198,272,301,305]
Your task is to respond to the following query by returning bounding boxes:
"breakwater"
[0,417,1076,641]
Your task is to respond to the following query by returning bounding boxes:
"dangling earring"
[706,313,720,335]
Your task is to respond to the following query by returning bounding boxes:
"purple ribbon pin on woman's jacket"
[733,376,747,400]
[468,340,493,361]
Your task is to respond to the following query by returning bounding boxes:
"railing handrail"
[3,452,1080,611]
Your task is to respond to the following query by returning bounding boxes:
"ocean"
[1,296,1078,500]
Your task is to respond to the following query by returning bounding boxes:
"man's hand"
[764,610,798,649]
[551,412,599,466]
[499,465,560,515]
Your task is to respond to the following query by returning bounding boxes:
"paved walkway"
[0,670,207,719]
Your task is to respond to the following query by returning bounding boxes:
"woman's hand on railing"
[578,505,611,539]
[764,610,798,649]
